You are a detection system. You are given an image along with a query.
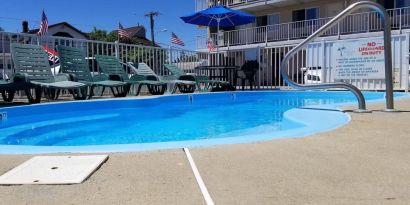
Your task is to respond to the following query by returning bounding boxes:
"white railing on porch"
[0,32,209,80]
[195,0,264,11]
[197,6,410,49]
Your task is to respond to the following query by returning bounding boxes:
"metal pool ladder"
[279,1,394,113]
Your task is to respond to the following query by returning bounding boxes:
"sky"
[0,0,205,50]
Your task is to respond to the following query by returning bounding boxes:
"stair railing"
[280,1,394,112]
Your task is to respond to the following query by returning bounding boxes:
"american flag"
[207,38,216,52]
[171,32,185,46]
[118,23,129,38]
[42,45,59,63]
[37,10,48,36]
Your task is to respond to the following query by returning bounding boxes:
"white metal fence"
[197,6,410,49]
[0,32,209,80]
[1,31,408,92]
[259,34,410,91]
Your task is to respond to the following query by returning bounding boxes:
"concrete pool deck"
[1,97,410,204]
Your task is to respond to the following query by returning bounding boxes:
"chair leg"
[72,87,88,100]
[178,84,195,93]
[1,90,15,102]
[25,87,42,104]
[88,85,96,99]
[135,84,144,96]
[44,88,60,100]
[111,85,129,97]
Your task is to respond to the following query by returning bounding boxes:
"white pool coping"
[0,91,408,154]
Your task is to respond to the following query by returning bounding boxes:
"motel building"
[195,0,410,91]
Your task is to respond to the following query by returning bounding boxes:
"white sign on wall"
[333,38,385,79]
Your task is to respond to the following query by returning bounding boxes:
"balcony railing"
[197,6,410,49]
[195,0,264,11]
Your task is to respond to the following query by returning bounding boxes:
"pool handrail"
[279,1,394,112]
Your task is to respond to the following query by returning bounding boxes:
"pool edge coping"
[0,91,408,154]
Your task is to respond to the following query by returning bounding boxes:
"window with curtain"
[267,13,280,31]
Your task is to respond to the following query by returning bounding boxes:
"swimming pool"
[0,91,406,154]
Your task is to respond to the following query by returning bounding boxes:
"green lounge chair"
[133,63,196,93]
[57,45,129,98]
[95,55,166,95]
[163,64,233,92]
[10,43,88,103]
[0,73,45,103]
[0,80,15,102]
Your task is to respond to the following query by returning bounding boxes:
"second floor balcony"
[197,6,410,50]
[195,0,293,11]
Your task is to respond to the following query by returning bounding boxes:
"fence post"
[337,22,341,40]
[257,46,261,89]
[114,40,120,58]
[367,12,370,32]
[399,9,402,34]
[265,26,268,45]
[287,24,290,40]
[405,32,410,92]
[168,45,172,64]
[245,29,248,45]
[321,39,326,83]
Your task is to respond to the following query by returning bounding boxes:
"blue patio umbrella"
[180,5,256,28]
[181,5,256,56]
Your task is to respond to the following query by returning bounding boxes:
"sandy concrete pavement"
[0,98,410,204]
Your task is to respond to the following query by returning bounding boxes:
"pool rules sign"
[333,38,385,79]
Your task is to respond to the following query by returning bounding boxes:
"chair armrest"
[125,62,138,74]
[64,73,78,82]
[108,74,124,81]
[11,72,30,83]
[159,75,177,81]
[178,75,196,82]
[129,74,148,82]
[93,74,109,82]
[195,75,210,81]
[55,73,71,82]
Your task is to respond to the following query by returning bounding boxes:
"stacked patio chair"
[95,55,167,96]
[163,64,234,92]
[57,45,129,98]
[131,62,196,94]
[10,43,88,103]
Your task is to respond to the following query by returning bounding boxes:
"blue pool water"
[0,91,406,153]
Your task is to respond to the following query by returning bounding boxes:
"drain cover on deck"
[0,155,108,185]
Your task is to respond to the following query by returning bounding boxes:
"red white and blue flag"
[37,10,48,36]
[171,32,185,46]
[42,45,59,63]
[118,23,129,38]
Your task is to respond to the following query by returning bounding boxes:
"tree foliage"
[88,27,117,42]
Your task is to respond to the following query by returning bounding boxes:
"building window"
[256,15,267,27]
[267,13,280,25]
[267,13,280,31]
[292,7,320,22]
[396,0,410,8]
[377,0,394,9]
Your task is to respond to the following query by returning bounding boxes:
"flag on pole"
[37,10,48,36]
[118,23,129,38]
[171,32,185,46]
[42,45,59,63]
[207,38,216,52]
